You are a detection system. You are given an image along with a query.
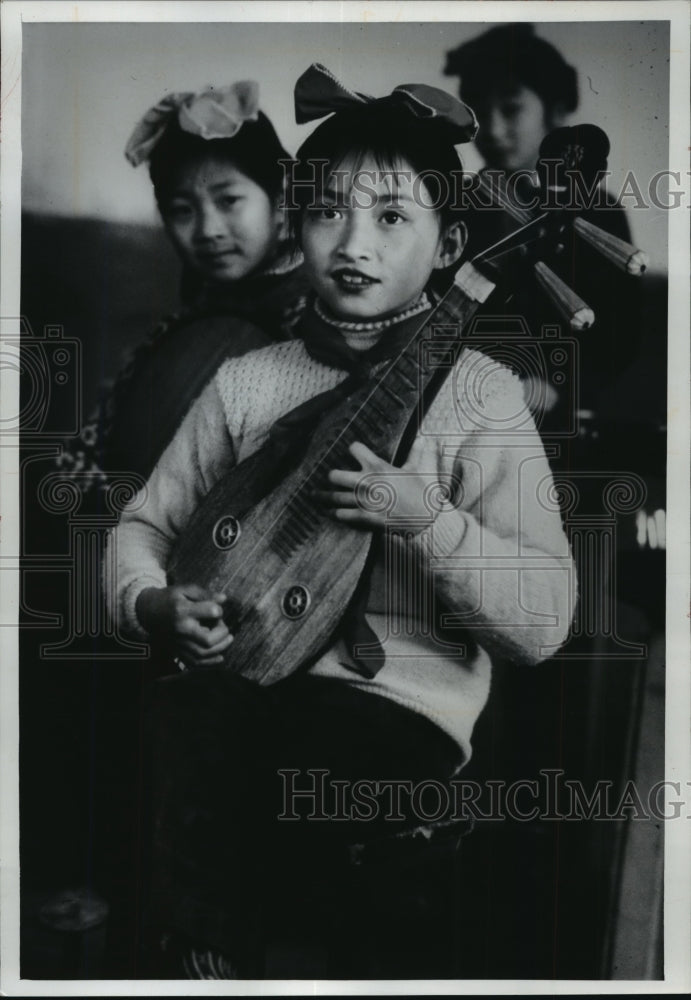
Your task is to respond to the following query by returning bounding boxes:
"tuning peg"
[573,217,648,275]
[534,261,595,330]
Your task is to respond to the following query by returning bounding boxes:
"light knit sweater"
[107,335,575,767]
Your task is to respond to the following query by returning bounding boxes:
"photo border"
[1,1,689,995]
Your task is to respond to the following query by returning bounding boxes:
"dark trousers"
[143,669,460,957]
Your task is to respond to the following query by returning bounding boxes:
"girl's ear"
[433,221,467,270]
[273,198,290,242]
[546,102,567,131]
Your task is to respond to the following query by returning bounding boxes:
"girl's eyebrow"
[319,185,413,206]
[319,185,348,201]
[378,191,413,204]
[207,181,242,194]
[169,180,241,198]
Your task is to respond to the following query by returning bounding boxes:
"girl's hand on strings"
[317,439,447,533]
[136,584,232,667]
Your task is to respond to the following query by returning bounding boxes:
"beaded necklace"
[313,293,431,335]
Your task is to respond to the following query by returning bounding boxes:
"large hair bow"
[125,81,260,166]
[294,63,478,143]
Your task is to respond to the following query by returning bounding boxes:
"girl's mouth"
[331,268,379,291]
[199,248,239,262]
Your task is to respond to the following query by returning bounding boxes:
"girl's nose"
[335,212,374,261]
[195,204,225,242]
[485,108,510,144]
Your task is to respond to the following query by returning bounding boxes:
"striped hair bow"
[294,63,478,143]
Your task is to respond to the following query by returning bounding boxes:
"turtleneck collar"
[313,293,432,345]
[298,293,435,377]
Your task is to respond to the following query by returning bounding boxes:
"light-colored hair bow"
[125,81,260,167]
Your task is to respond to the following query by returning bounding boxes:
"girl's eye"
[167,202,194,221]
[218,195,240,209]
[381,210,404,225]
[309,206,344,221]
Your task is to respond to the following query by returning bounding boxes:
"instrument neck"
[295,274,488,476]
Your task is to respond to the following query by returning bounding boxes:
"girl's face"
[301,154,462,322]
[161,156,282,282]
[471,85,552,173]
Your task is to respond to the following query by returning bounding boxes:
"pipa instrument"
[167,126,647,684]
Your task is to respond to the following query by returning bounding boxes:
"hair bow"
[294,63,478,143]
[125,81,260,166]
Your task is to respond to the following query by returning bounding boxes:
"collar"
[313,293,432,336]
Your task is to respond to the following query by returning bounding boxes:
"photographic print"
[1,1,689,994]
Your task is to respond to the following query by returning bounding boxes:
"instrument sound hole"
[213,515,241,550]
[282,585,311,620]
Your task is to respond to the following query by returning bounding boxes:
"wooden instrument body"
[169,456,373,685]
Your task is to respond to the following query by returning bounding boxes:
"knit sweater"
[107,334,575,766]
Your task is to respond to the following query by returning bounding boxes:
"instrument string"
[265,284,480,564]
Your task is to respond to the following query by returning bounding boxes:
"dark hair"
[290,104,465,233]
[444,24,578,116]
[149,110,289,210]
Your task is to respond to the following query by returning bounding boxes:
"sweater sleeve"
[104,376,235,639]
[406,358,576,666]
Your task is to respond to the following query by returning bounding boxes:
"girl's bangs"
[293,108,464,227]
[324,141,411,197]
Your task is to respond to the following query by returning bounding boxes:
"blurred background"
[18,17,670,982]
[23,21,668,252]
[21,20,671,414]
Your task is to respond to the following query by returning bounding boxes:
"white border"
[1,1,689,996]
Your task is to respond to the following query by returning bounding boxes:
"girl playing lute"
[106,64,575,977]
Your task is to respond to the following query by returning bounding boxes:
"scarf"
[259,297,436,677]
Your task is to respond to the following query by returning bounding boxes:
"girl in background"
[444,24,638,417]
[60,81,306,487]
